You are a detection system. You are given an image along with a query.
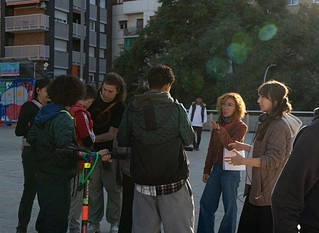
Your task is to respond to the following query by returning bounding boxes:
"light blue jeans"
[197,164,240,233]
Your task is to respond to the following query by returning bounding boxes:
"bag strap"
[98,102,117,118]
[32,99,43,109]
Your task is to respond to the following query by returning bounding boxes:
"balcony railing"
[5,45,49,60]
[5,14,49,32]
[72,51,86,65]
[123,27,141,37]
[73,23,86,38]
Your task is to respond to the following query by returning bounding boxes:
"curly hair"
[256,80,292,140]
[148,64,175,90]
[100,72,127,102]
[47,75,85,107]
[216,92,246,120]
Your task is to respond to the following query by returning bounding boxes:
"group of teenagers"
[14,63,319,233]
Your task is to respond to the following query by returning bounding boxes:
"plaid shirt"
[135,180,186,196]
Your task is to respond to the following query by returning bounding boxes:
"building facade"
[0,0,111,83]
[111,0,160,62]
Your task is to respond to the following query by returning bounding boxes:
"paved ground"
[0,126,253,233]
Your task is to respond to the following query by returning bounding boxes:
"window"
[119,21,127,30]
[89,47,95,57]
[100,23,106,33]
[286,0,298,5]
[314,0,319,3]
[90,0,96,5]
[99,49,105,58]
[136,19,143,29]
[100,0,105,8]
[54,39,67,52]
[90,21,96,31]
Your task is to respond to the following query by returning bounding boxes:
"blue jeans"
[197,164,240,233]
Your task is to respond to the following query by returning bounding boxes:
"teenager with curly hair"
[87,73,127,233]
[27,75,111,233]
[197,92,248,233]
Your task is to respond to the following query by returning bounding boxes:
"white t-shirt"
[188,104,207,127]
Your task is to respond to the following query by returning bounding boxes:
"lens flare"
[227,43,247,64]
[232,33,253,50]
[206,57,228,80]
[258,24,278,41]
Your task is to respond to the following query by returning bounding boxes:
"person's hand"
[98,149,112,162]
[202,174,209,183]
[228,140,245,151]
[224,149,244,166]
[211,120,220,130]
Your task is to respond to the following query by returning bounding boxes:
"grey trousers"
[132,182,195,233]
[68,174,83,233]
[88,159,122,225]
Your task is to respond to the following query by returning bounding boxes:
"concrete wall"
[203,111,313,132]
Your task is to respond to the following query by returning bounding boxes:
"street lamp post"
[263,64,277,83]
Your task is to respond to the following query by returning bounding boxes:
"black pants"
[192,126,203,149]
[119,173,134,233]
[17,147,37,232]
[36,180,71,233]
[237,188,273,233]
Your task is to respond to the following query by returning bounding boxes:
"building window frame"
[286,0,298,5]
[119,20,127,30]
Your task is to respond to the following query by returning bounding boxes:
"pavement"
[0,126,253,233]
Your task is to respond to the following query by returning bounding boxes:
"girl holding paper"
[197,92,247,233]
[225,80,302,233]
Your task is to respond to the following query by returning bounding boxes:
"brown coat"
[248,119,292,206]
[203,120,248,174]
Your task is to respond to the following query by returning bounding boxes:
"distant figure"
[15,78,50,233]
[272,108,319,233]
[188,97,207,151]
[197,92,247,233]
[225,80,302,233]
[117,64,195,233]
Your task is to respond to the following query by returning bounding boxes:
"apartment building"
[0,0,111,83]
[111,0,160,61]
[287,0,319,13]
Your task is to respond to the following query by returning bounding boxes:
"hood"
[35,103,67,127]
[69,102,86,116]
[282,113,302,137]
[133,92,174,108]
[129,92,177,131]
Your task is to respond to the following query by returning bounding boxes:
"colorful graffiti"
[0,78,36,126]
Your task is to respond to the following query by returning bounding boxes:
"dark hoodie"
[27,104,78,182]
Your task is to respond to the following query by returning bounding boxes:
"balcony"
[6,0,40,6]
[72,51,86,65]
[123,27,141,37]
[5,14,49,33]
[73,23,86,38]
[73,0,86,11]
[5,45,49,60]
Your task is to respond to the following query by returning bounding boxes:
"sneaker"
[87,223,100,233]
[110,224,119,233]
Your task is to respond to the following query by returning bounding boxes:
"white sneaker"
[110,224,119,233]
[87,223,100,233]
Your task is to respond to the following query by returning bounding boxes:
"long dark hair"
[256,80,292,140]
[33,78,50,99]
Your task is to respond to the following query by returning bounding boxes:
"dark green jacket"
[27,104,78,182]
[117,92,194,147]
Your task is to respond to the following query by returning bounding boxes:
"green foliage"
[112,0,319,111]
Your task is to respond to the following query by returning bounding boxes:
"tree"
[112,0,319,110]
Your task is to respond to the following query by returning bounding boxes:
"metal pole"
[80,0,84,81]
[263,64,276,83]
